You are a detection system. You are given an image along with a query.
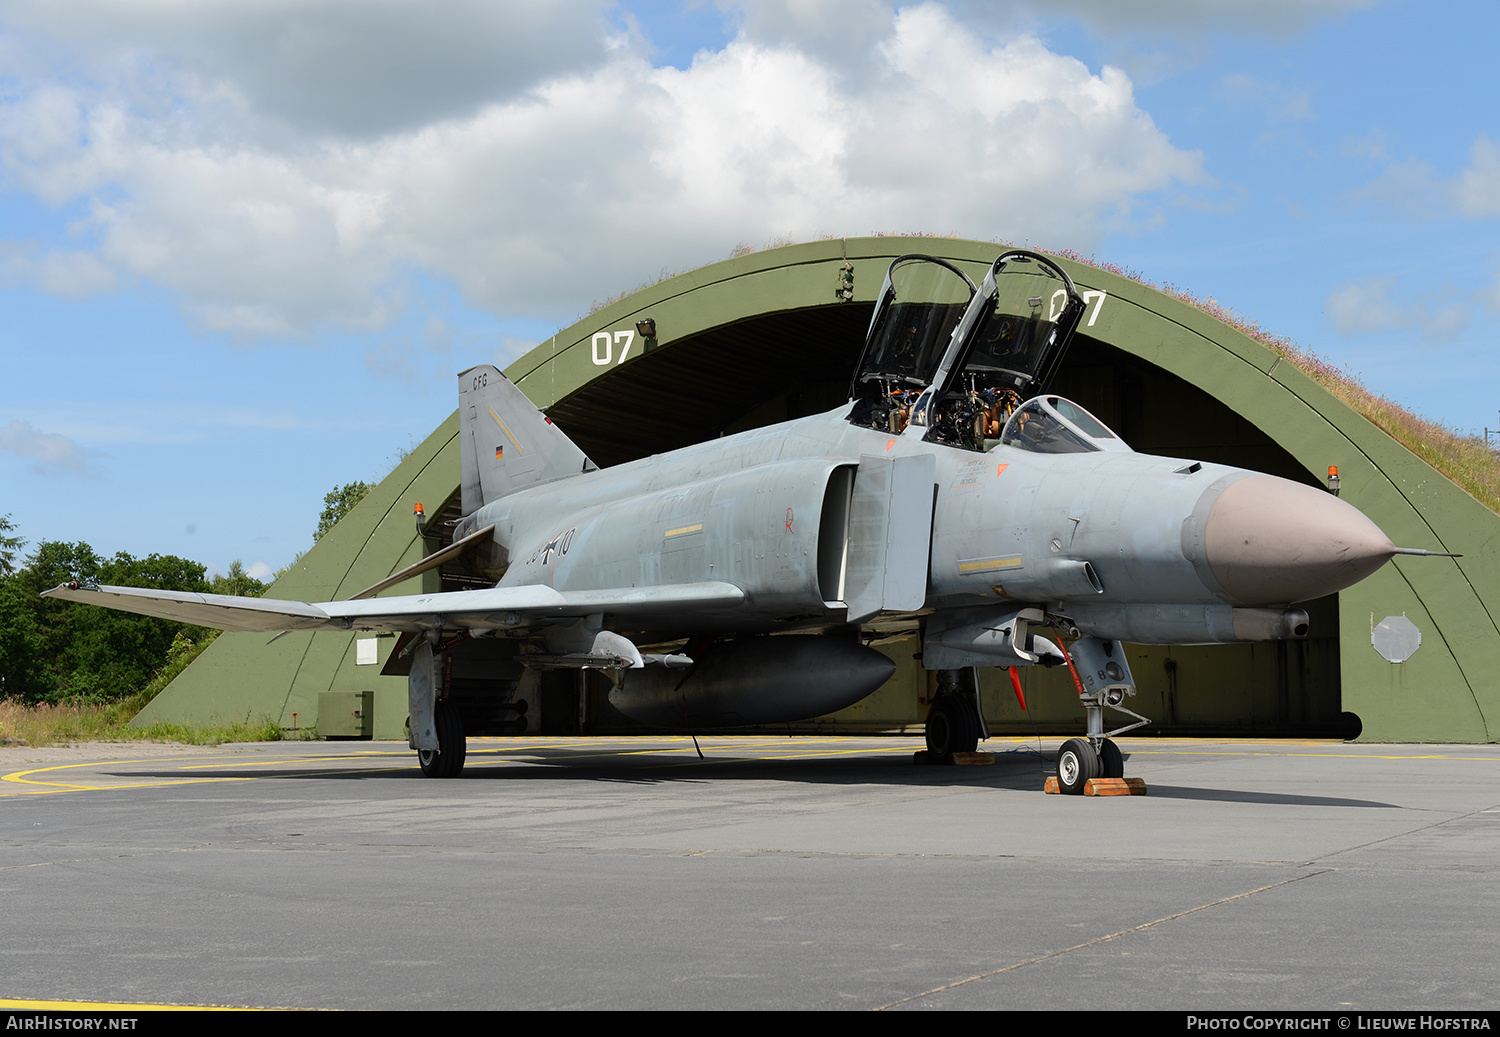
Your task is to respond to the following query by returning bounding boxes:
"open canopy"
[848,250,1085,451]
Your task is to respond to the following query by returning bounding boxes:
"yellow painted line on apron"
[1,758,260,793]
[0,996,265,1010]
[1127,748,1498,762]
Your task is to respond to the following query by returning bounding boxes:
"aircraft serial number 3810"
[48,251,1431,792]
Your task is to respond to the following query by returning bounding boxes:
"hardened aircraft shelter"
[139,238,1500,743]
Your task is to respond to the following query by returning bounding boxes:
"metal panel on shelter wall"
[318,691,374,738]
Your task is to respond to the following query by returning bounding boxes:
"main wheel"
[925,695,979,759]
[1099,738,1124,779]
[1056,737,1098,795]
[417,701,466,778]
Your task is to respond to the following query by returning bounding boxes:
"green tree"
[210,559,265,598]
[0,514,22,576]
[6,542,211,703]
[314,481,373,543]
[0,576,42,699]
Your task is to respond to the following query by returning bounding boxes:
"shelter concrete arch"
[142,238,1499,742]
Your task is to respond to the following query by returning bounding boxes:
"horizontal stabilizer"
[347,524,495,600]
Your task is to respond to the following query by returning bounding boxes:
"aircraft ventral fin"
[42,580,747,634]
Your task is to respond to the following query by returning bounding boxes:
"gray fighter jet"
[46,251,1430,792]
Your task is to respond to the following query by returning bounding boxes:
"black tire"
[1056,737,1098,795]
[1099,738,1124,779]
[417,701,466,778]
[925,695,979,759]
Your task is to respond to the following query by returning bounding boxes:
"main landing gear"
[408,635,469,779]
[417,700,466,778]
[924,668,985,760]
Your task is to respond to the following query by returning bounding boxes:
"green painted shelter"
[137,238,1500,743]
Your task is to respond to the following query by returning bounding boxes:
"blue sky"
[2,0,1497,580]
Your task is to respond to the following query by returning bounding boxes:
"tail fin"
[458,365,596,514]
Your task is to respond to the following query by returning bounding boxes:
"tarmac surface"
[1,734,1496,1011]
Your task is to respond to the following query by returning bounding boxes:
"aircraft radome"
[46,251,1446,792]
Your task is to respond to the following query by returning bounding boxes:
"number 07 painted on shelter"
[591,329,636,366]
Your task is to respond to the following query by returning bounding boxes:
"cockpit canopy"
[1000,396,1130,455]
[850,256,976,393]
[847,250,1086,451]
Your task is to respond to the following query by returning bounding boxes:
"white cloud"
[1453,135,1500,218]
[718,0,1377,46]
[0,419,92,474]
[0,400,378,452]
[1475,261,1500,315]
[1008,0,1378,36]
[1325,276,1471,342]
[1347,156,1444,217]
[1350,133,1500,223]
[0,0,614,138]
[0,240,115,296]
[35,249,115,296]
[714,0,895,73]
[365,341,421,383]
[0,2,1205,336]
[1220,73,1313,124]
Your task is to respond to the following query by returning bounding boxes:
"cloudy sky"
[2,0,1497,580]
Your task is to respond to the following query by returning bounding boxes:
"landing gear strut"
[1053,636,1147,795]
[408,636,469,779]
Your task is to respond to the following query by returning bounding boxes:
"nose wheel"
[1056,736,1125,794]
[1056,737,1097,794]
[1099,736,1124,779]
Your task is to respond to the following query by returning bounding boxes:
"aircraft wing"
[41,580,748,634]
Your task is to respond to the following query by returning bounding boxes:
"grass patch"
[0,698,287,748]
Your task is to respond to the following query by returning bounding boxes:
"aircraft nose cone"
[1203,475,1397,604]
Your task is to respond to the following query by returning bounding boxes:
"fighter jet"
[46,250,1430,792]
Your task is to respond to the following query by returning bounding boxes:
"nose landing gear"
[1053,636,1147,795]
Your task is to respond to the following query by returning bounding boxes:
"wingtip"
[41,580,86,599]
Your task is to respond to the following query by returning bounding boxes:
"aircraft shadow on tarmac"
[110,745,1400,808]
[1139,784,1399,808]
[114,744,1057,791]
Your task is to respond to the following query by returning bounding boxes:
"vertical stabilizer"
[458,365,595,514]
